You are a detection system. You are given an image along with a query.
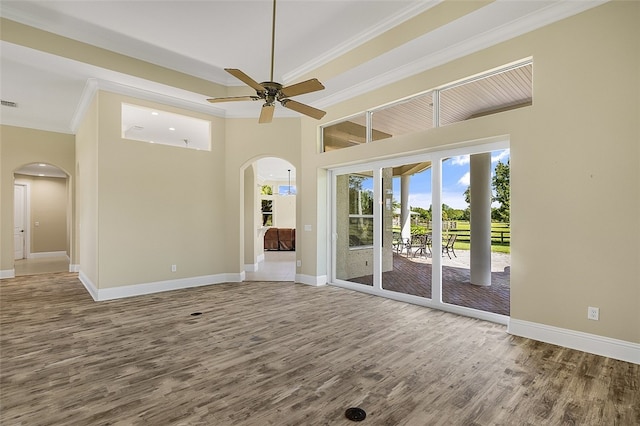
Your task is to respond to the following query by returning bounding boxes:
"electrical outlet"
[296,260,301,267]
[587,306,599,321]
[171,264,177,272]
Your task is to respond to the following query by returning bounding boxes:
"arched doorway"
[243,157,296,281]
[13,163,71,276]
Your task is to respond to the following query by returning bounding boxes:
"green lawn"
[401,221,511,254]
[445,221,510,254]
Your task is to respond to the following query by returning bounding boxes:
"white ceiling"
[1,0,607,177]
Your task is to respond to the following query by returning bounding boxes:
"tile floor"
[14,255,70,276]
[244,250,296,281]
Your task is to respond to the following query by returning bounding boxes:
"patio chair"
[409,234,429,258]
[392,232,403,253]
[442,234,457,259]
[425,233,432,255]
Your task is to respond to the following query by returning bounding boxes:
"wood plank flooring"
[1,273,638,425]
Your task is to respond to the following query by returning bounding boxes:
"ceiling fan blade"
[259,104,275,124]
[225,68,265,92]
[280,78,325,98]
[207,95,261,103]
[281,99,326,120]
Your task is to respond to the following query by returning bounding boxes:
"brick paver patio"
[350,251,510,315]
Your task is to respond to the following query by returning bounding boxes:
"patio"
[350,250,511,316]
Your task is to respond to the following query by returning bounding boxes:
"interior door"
[14,184,26,260]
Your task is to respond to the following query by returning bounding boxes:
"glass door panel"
[335,171,374,286]
[440,150,511,315]
[381,164,432,299]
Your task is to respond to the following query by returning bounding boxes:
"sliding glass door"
[329,141,510,321]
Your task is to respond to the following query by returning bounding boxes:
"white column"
[470,153,492,286]
[400,175,411,240]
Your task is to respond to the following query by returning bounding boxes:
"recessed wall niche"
[121,103,211,151]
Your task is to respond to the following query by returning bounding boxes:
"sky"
[393,149,510,210]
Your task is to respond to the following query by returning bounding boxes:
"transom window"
[322,60,532,152]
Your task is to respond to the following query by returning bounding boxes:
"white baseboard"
[295,274,327,287]
[257,253,265,263]
[508,319,640,365]
[69,264,80,272]
[28,251,68,259]
[0,269,16,279]
[78,271,244,301]
[79,270,98,301]
[244,263,258,272]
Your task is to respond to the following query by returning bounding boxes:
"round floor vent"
[345,407,366,422]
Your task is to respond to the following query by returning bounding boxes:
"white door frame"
[326,139,510,325]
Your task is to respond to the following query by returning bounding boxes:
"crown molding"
[314,0,608,109]
[69,78,99,133]
[282,0,442,84]
[69,78,227,133]
[0,3,229,85]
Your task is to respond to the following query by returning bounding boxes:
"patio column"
[400,175,411,240]
[470,153,492,286]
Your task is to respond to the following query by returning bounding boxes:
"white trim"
[70,78,98,133]
[314,1,607,109]
[282,1,441,83]
[508,319,640,365]
[78,270,98,301]
[0,269,16,279]
[257,253,265,263]
[244,263,258,272]
[325,138,511,325]
[295,274,327,287]
[0,3,229,86]
[28,251,68,259]
[96,79,225,118]
[69,264,80,273]
[70,77,227,134]
[79,272,245,302]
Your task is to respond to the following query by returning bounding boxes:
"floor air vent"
[345,407,366,422]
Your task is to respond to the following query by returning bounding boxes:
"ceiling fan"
[207,0,326,124]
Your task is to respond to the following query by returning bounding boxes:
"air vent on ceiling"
[1,100,18,108]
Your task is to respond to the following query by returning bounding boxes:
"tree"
[462,159,510,223]
[260,184,273,195]
[348,175,373,215]
[462,186,471,221]
[492,160,510,223]
[410,206,431,223]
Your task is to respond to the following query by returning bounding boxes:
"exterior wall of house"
[0,125,75,275]
[301,1,639,344]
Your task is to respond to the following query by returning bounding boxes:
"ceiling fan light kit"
[207,0,326,123]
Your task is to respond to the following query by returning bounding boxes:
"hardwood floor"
[1,273,638,425]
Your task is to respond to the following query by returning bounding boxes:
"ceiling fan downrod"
[270,0,277,83]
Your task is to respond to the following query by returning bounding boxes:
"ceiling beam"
[0,18,227,98]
